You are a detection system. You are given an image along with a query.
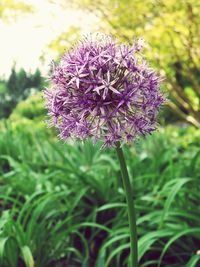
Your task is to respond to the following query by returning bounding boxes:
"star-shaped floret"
[68,65,89,88]
[93,71,120,99]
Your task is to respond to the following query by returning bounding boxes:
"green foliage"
[48,26,81,57]
[0,66,45,119]
[0,0,34,22]
[0,121,200,266]
[59,0,200,127]
[10,92,46,121]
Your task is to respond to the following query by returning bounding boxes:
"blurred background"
[0,1,200,267]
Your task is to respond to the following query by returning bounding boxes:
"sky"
[0,0,98,77]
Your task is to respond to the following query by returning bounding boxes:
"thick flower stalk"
[44,35,164,148]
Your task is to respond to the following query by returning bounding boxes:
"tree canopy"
[0,0,33,22]
[53,0,200,126]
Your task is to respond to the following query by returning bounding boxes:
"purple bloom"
[44,34,165,148]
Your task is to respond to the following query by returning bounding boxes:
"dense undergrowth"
[0,121,200,267]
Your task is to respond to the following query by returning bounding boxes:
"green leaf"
[185,254,200,267]
[0,237,19,267]
[158,228,200,266]
[21,246,34,267]
[160,178,193,224]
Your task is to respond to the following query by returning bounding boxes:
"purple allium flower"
[44,34,165,148]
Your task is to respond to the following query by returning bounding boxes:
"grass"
[0,121,200,267]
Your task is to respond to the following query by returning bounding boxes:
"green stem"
[115,141,138,267]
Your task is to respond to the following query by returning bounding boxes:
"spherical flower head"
[44,34,165,148]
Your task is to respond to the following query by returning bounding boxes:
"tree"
[0,66,44,118]
[0,0,33,22]
[48,26,80,56]
[54,0,200,126]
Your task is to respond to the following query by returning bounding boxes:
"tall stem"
[115,141,138,267]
